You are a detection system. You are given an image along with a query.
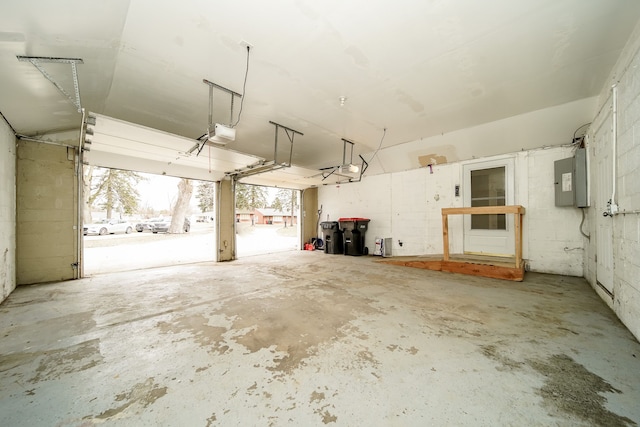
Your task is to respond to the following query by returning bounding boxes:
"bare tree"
[169,178,193,233]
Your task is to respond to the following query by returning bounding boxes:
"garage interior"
[2,1,640,425]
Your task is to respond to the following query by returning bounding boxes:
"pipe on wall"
[231,177,237,259]
[76,108,88,279]
[611,84,619,215]
[216,180,221,262]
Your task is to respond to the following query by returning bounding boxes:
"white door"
[463,158,515,256]
[594,115,614,293]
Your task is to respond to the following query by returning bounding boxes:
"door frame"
[461,156,515,256]
[593,112,614,294]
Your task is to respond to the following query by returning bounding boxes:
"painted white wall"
[0,117,16,302]
[319,145,584,276]
[584,21,640,341]
[523,147,584,275]
[321,20,640,341]
[362,97,598,176]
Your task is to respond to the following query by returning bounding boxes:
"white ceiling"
[1,0,639,185]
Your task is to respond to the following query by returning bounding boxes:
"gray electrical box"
[554,148,588,207]
[574,148,588,207]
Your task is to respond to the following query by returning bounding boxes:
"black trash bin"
[321,221,343,254]
[339,217,370,256]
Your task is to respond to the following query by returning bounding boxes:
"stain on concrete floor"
[1,253,639,426]
[157,314,228,355]
[479,343,636,426]
[89,377,167,421]
[529,354,636,427]
[0,338,103,385]
[480,344,525,371]
[160,282,380,376]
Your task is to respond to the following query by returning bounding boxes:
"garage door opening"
[81,113,325,268]
[83,166,217,275]
[235,183,300,257]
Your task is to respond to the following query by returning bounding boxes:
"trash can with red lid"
[339,217,370,256]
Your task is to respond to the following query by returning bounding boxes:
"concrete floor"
[1,251,639,426]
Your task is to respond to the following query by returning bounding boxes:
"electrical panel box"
[554,148,588,207]
[574,148,588,207]
[554,157,574,206]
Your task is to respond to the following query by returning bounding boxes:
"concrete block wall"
[318,168,463,257]
[0,117,16,302]
[319,173,393,245]
[584,21,640,340]
[16,141,77,284]
[318,146,584,275]
[524,147,584,276]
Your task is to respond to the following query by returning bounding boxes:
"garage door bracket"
[17,55,84,112]
[225,121,303,179]
[318,138,368,183]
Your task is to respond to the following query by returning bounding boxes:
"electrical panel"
[554,148,588,207]
[574,148,588,207]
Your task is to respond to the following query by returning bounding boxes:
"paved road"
[84,223,299,275]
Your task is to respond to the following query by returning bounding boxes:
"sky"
[135,172,278,212]
[136,173,185,211]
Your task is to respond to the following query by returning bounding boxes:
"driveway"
[84,223,299,275]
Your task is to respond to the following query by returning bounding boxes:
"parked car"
[84,219,133,236]
[135,217,164,232]
[151,217,190,233]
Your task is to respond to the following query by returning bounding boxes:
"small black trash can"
[321,221,343,254]
[339,217,370,256]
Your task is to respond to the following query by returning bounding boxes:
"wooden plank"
[442,213,449,261]
[376,258,442,271]
[407,260,442,271]
[378,254,516,267]
[442,205,525,215]
[441,260,524,281]
[514,212,522,268]
[449,254,518,268]
[377,255,525,281]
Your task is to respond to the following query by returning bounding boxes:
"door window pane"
[471,167,506,230]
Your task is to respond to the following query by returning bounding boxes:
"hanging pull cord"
[232,45,251,128]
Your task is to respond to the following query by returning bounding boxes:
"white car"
[83,219,133,236]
